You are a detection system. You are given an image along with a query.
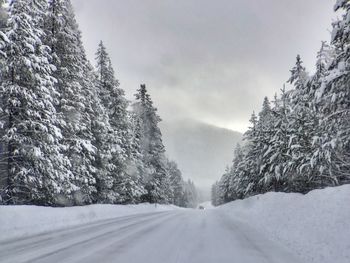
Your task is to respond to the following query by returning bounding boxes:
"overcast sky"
[72,0,337,133]
[72,0,336,133]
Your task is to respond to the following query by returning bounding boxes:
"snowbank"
[218,185,350,263]
[0,203,179,242]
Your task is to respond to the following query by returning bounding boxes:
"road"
[0,209,302,263]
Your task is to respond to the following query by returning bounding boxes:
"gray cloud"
[72,0,336,132]
[71,0,337,187]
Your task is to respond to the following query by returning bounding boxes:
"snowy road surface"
[0,209,302,263]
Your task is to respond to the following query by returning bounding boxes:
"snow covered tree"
[211,181,221,206]
[0,0,9,202]
[218,167,232,203]
[239,98,275,196]
[254,97,276,192]
[227,144,245,200]
[183,179,198,208]
[313,0,350,184]
[285,55,318,192]
[314,42,334,92]
[44,0,98,204]
[94,41,143,204]
[166,160,185,206]
[95,41,130,156]
[132,84,170,204]
[237,112,259,196]
[311,42,335,187]
[0,0,76,205]
[260,90,291,192]
[0,0,7,29]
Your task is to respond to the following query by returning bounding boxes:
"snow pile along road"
[218,185,350,263]
[0,203,179,242]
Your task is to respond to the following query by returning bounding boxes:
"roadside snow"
[218,185,350,263]
[0,203,179,242]
[1,186,348,263]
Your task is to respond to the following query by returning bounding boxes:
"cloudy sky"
[72,0,337,133]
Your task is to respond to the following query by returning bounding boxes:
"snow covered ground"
[218,185,350,263]
[0,185,348,263]
[0,203,179,242]
[0,208,301,263]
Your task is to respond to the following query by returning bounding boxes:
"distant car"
[198,205,205,210]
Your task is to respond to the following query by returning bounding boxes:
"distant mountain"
[160,119,242,198]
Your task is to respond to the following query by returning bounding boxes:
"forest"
[0,0,198,207]
[212,0,350,206]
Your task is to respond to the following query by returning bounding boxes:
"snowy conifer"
[95,41,144,204]
[286,55,318,192]
[165,160,185,206]
[0,0,76,205]
[45,0,98,204]
[314,0,350,184]
[133,84,170,203]
[227,144,245,200]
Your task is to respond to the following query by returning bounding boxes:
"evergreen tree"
[239,112,259,196]
[0,0,8,201]
[239,100,275,196]
[311,42,335,187]
[0,0,7,57]
[286,55,317,192]
[218,167,232,203]
[227,144,245,200]
[255,97,275,192]
[183,179,198,208]
[262,90,291,192]
[166,160,185,206]
[211,181,220,206]
[133,84,170,204]
[0,0,75,205]
[315,0,350,184]
[95,41,130,155]
[45,0,98,204]
[94,41,143,204]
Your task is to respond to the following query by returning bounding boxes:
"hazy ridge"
[161,119,242,193]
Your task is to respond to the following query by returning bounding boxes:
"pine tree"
[95,41,129,147]
[0,0,9,202]
[94,41,143,204]
[286,55,317,192]
[227,144,245,200]
[311,42,334,187]
[183,179,198,208]
[45,0,98,204]
[0,0,76,205]
[218,167,231,203]
[239,112,259,196]
[239,99,275,196]
[255,97,275,192]
[262,89,291,192]
[166,160,185,206]
[0,0,8,76]
[0,0,6,29]
[211,181,220,206]
[314,0,350,184]
[133,84,170,204]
